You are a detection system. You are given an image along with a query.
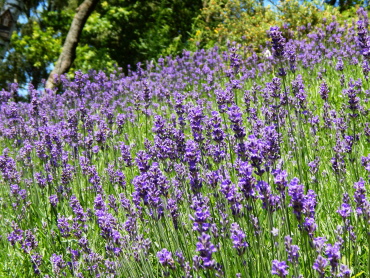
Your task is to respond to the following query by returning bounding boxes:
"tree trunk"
[45,0,99,89]
[0,0,24,59]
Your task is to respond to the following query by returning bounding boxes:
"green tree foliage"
[0,0,363,91]
[75,0,203,73]
[188,0,278,51]
[0,0,203,89]
[0,0,71,89]
[0,21,61,89]
[187,0,343,52]
[325,0,363,12]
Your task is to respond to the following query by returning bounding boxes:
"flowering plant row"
[1,8,370,278]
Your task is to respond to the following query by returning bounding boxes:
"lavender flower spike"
[157,248,175,269]
[271,260,289,277]
[269,27,286,58]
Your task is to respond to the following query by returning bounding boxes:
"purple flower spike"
[190,204,211,232]
[8,222,23,246]
[227,104,246,139]
[357,20,370,60]
[188,106,205,143]
[284,236,299,264]
[271,260,289,277]
[326,242,341,272]
[50,254,66,276]
[288,177,305,221]
[157,248,175,269]
[210,111,225,143]
[337,203,352,219]
[313,237,327,253]
[237,160,256,200]
[49,194,59,207]
[313,255,328,277]
[337,264,351,278]
[361,154,370,174]
[196,233,217,269]
[269,27,286,58]
[354,178,367,215]
[319,81,329,101]
[135,150,151,173]
[31,253,42,275]
[272,169,288,195]
[230,223,248,255]
[185,140,200,172]
[303,217,317,239]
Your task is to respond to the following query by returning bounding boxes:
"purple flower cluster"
[230,223,248,255]
[195,233,217,269]
[270,27,286,58]
[271,260,289,277]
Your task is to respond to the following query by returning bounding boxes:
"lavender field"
[1,8,370,278]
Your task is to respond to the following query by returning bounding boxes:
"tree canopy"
[0,0,203,90]
[0,0,366,92]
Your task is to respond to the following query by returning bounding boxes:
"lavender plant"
[1,8,370,278]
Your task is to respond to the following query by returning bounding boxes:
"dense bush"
[187,0,345,51]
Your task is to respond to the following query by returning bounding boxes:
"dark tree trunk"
[45,0,99,89]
